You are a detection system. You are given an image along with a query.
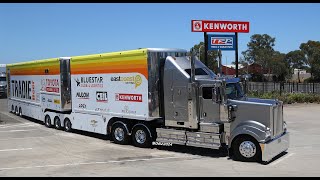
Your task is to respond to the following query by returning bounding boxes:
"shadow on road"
[7,113,290,164]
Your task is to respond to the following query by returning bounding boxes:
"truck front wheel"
[232,135,261,162]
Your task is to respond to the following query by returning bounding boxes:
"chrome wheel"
[135,129,146,144]
[239,141,257,158]
[114,127,125,142]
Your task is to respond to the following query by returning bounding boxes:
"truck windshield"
[185,68,208,76]
[0,77,6,81]
[226,82,244,99]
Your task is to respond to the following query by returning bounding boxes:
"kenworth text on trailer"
[6,48,289,163]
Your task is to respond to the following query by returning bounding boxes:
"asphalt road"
[0,98,319,177]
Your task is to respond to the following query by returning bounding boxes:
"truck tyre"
[11,105,14,113]
[19,107,22,117]
[64,118,72,132]
[131,125,152,148]
[232,135,261,162]
[111,123,130,145]
[54,117,62,130]
[15,106,18,115]
[44,115,52,128]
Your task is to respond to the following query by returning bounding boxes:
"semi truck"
[6,48,289,163]
[0,64,7,97]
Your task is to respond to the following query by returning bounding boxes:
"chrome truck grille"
[273,101,284,138]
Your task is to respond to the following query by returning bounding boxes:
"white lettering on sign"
[115,93,142,102]
[204,23,248,31]
[192,20,249,33]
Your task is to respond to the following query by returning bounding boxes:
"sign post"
[191,20,250,77]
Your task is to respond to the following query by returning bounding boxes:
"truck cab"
[156,54,289,163]
[0,72,7,98]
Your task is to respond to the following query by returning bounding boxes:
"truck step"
[156,128,222,149]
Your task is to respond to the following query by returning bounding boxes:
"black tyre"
[111,122,130,145]
[19,107,22,117]
[64,118,72,132]
[54,117,62,130]
[131,125,152,148]
[44,115,52,128]
[232,135,261,162]
[11,105,14,113]
[15,106,18,115]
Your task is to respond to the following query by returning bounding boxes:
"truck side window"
[202,87,213,99]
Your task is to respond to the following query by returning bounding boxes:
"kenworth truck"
[6,48,289,163]
[0,64,7,97]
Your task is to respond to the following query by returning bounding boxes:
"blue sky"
[0,3,319,65]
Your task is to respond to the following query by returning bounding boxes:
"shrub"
[247,92,320,104]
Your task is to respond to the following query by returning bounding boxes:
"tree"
[190,42,218,72]
[241,34,276,81]
[285,50,307,83]
[271,51,290,82]
[299,40,320,81]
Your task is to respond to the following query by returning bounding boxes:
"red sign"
[46,87,59,93]
[115,93,142,102]
[192,20,249,33]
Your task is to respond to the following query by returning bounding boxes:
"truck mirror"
[227,104,238,121]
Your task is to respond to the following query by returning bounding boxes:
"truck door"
[200,85,220,123]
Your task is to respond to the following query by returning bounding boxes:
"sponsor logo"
[95,108,108,112]
[11,80,33,100]
[41,79,60,93]
[74,77,103,88]
[211,37,233,46]
[54,99,60,104]
[96,91,108,103]
[47,99,52,103]
[76,92,89,99]
[192,20,202,32]
[110,75,142,88]
[41,97,46,102]
[78,103,86,109]
[115,93,142,102]
[90,120,98,127]
[121,105,136,114]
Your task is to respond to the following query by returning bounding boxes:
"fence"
[246,82,320,94]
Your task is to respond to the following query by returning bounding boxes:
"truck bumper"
[260,132,289,162]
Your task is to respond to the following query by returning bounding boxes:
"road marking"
[0,155,195,171]
[0,148,33,152]
[0,129,38,133]
[270,152,295,166]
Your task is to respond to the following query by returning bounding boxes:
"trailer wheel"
[232,135,262,162]
[54,117,62,130]
[44,115,52,128]
[131,125,152,148]
[64,118,72,132]
[19,107,22,117]
[11,105,14,113]
[15,106,18,115]
[111,122,130,145]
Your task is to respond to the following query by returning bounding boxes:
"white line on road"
[0,129,38,133]
[0,148,33,152]
[270,153,295,166]
[0,155,195,171]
